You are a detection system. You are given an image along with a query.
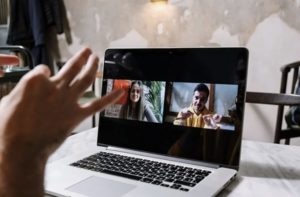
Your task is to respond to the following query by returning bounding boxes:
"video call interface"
[99,48,248,169]
[104,79,238,131]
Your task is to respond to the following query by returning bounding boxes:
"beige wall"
[58,0,300,145]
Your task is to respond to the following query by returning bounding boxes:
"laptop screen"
[98,48,248,169]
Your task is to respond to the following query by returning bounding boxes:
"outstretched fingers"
[51,47,92,87]
[80,89,125,117]
[70,54,99,97]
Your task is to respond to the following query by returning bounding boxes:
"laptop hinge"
[97,143,108,147]
[106,146,220,169]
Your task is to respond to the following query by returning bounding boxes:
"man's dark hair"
[194,83,209,97]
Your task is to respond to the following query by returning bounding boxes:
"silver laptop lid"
[98,48,248,170]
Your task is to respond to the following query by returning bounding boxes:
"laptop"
[45,48,248,197]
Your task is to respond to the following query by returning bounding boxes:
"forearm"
[0,143,47,197]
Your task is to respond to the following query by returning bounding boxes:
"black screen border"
[98,48,248,170]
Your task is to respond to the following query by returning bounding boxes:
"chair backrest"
[0,45,33,68]
[246,61,300,145]
[274,61,300,144]
[0,45,33,99]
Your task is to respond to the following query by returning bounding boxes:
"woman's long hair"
[121,81,144,121]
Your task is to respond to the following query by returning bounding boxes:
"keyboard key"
[180,188,189,192]
[152,180,162,185]
[164,178,174,182]
[160,183,170,187]
[170,185,181,189]
[174,180,196,187]
[141,178,153,183]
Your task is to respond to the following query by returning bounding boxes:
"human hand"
[0,48,124,197]
[177,108,193,120]
[203,114,218,129]
[212,114,222,123]
[0,48,124,159]
[0,54,19,77]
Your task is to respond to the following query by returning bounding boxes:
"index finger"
[0,54,19,66]
[80,89,125,117]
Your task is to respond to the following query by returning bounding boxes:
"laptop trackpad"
[67,176,136,197]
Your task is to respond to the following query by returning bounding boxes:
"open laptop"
[45,48,248,197]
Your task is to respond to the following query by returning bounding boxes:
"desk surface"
[48,128,300,196]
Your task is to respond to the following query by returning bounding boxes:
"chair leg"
[274,137,280,144]
[92,114,96,128]
[285,138,290,145]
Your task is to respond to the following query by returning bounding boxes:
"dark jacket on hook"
[7,0,65,67]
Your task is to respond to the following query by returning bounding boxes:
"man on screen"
[173,83,221,129]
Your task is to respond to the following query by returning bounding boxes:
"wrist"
[0,140,48,197]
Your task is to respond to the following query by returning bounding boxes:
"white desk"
[48,128,300,196]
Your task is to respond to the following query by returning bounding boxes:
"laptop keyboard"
[70,151,211,192]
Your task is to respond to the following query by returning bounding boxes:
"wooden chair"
[246,61,300,144]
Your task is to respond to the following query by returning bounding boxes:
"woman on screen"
[120,80,158,123]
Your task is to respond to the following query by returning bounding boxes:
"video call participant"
[119,80,158,123]
[173,83,221,129]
